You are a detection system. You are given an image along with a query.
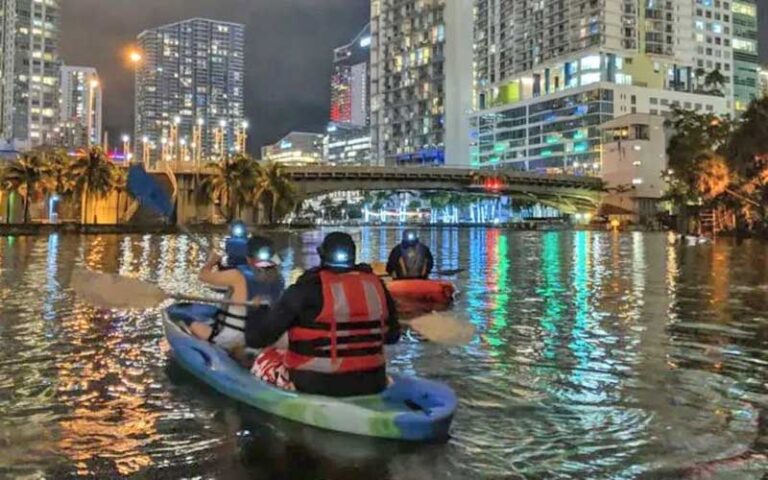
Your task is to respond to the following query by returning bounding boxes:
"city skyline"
[60,0,369,153]
[53,0,768,156]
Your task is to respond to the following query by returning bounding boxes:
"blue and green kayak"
[163,303,457,441]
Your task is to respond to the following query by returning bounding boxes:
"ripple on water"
[0,231,766,479]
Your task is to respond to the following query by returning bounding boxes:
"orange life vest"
[285,270,389,375]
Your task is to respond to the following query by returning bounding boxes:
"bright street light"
[89,79,100,89]
[129,51,143,64]
[142,136,149,143]
[173,116,181,125]
[219,119,227,128]
[241,120,249,129]
[122,134,130,143]
[197,118,205,126]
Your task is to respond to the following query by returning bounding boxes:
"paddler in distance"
[245,232,401,396]
[386,229,434,280]
[189,235,285,357]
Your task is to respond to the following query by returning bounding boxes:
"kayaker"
[245,231,401,397]
[190,235,285,355]
[219,220,249,270]
[385,229,434,279]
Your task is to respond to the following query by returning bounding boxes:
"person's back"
[191,235,284,353]
[386,230,434,280]
[246,232,400,397]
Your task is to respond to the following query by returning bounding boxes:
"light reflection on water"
[0,229,766,479]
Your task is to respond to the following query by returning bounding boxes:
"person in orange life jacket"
[190,235,285,355]
[245,232,401,397]
[386,229,434,279]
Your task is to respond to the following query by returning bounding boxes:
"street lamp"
[122,134,131,162]
[215,119,227,160]
[193,118,204,169]
[236,119,249,153]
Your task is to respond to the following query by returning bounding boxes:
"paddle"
[127,164,209,251]
[71,269,475,345]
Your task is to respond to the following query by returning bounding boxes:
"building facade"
[331,24,371,127]
[760,66,768,96]
[0,0,61,149]
[370,0,473,166]
[326,24,372,165]
[691,0,760,114]
[135,18,245,164]
[59,66,101,148]
[471,0,733,177]
[262,132,324,165]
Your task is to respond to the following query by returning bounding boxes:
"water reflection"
[0,230,766,478]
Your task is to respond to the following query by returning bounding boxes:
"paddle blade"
[71,269,168,309]
[127,164,174,218]
[406,312,475,346]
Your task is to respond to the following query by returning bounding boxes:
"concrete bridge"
[166,165,603,214]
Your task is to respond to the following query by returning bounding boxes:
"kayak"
[386,279,457,318]
[163,303,457,441]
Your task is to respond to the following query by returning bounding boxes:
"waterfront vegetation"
[0,149,299,225]
[665,96,768,235]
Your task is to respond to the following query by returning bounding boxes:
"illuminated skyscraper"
[0,0,61,149]
[59,66,102,148]
[331,24,370,127]
[327,24,372,165]
[370,0,474,166]
[135,18,245,163]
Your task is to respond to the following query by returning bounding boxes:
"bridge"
[167,165,603,214]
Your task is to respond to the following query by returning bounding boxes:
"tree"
[666,107,732,201]
[252,161,297,224]
[1,153,48,223]
[198,154,257,222]
[694,152,732,201]
[726,96,768,178]
[72,147,115,224]
[704,69,727,96]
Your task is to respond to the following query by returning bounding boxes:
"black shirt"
[246,264,401,396]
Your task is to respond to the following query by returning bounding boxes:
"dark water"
[1,229,767,479]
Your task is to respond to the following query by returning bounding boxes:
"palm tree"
[72,147,114,224]
[704,69,727,96]
[252,161,297,224]
[39,148,76,221]
[1,153,47,223]
[198,154,257,222]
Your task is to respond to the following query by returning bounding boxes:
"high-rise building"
[135,18,245,164]
[331,24,371,127]
[691,0,760,114]
[370,0,473,166]
[326,24,372,165]
[59,66,101,148]
[760,66,768,96]
[0,0,61,149]
[472,0,730,176]
[261,132,324,165]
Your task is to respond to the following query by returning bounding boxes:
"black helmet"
[247,235,275,264]
[402,229,419,246]
[230,220,248,239]
[318,232,356,268]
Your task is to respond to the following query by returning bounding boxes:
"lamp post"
[236,120,248,154]
[193,117,204,171]
[170,116,181,165]
[215,119,227,161]
[128,48,143,156]
[141,136,150,168]
[122,134,131,163]
[161,137,169,164]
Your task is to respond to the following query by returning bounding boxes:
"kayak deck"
[163,303,457,441]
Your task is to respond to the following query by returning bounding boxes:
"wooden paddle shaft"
[171,293,268,309]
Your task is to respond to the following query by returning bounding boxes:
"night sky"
[61,1,766,153]
[60,0,369,153]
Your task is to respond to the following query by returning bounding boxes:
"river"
[0,229,766,479]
